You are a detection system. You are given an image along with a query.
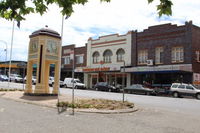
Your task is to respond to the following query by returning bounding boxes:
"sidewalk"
[0,91,138,114]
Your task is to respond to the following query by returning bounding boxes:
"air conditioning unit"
[147,59,153,66]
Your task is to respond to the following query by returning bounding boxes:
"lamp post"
[122,60,125,103]
[0,40,7,75]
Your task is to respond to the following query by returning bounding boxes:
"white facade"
[84,31,132,88]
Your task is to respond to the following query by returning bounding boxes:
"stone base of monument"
[24,93,58,96]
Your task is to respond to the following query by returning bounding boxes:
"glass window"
[76,55,83,64]
[138,50,148,64]
[155,47,164,64]
[186,85,194,90]
[172,47,184,63]
[92,51,100,64]
[64,56,70,64]
[172,84,178,88]
[116,49,125,62]
[178,85,185,89]
[103,50,113,63]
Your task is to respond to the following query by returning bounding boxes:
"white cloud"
[0,0,200,61]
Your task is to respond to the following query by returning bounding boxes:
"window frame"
[138,50,148,65]
[171,47,184,63]
[64,56,70,65]
[155,47,164,64]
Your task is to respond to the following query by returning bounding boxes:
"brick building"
[61,44,87,82]
[125,21,200,85]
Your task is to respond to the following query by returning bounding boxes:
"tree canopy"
[0,0,173,27]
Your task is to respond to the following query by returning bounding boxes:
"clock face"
[30,40,38,54]
[47,40,58,54]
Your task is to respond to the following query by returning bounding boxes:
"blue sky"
[0,0,200,61]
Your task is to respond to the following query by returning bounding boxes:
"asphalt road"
[1,97,200,133]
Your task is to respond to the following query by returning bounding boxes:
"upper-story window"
[196,51,200,62]
[155,47,164,64]
[103,49,113,63]
[76,55,84,64]
[171,47,184,63]
[64,56,70,65]
[92,51,100,64]
[116,48,125,62]
[138,50,148,64]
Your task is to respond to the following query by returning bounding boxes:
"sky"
[0,0,200,62]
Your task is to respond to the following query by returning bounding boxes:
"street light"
[0,40,8,75]
[122,60,125,103]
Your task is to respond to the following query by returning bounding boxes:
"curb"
[0,93,139,114]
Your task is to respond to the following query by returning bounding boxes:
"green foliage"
[0,0,173,27]
[148,0,173,17]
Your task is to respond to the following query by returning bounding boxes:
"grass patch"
[57,99,134,110]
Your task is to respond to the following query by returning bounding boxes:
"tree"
[0,0,173,27]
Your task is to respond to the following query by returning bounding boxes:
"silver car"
[170,83,200,99]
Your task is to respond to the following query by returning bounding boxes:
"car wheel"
[173,92,179,98]
[108,89,112,92]
[95,88,98,91]
[196,93,200,100]
[64,84,67,88]
[75,86,78,89]
[52,82,54,87]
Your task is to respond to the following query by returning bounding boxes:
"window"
[76,55,84,64]
[196,51,200,62]
[116,48,125,62]
[138,50,148,64]
[186,85,194,90]
[178,85,185,89]
[92,51,100,64]
[155,47,164,64]
[103,50,113,63]
[171,47,184,63]
[64,56,70,65]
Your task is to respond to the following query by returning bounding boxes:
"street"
[1,82,200,133]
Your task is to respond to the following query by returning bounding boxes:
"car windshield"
[75,80,81,83]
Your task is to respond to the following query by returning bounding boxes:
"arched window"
[116,48,125,61]
[92,51,100,63]
[103,49,113,63]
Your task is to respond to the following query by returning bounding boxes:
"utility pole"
[122,60,125,103]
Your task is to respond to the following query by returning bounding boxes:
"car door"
[185,85,196,97]
[177,84,186,95]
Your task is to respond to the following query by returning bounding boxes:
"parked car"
[124,84,155,95]
[24,76,37,84]
[63,78,85,89]
[93,82,120,92]
[170,83,200,99]
[9,74,23,83]
[0,75,8,81]
[49,76,64,87]
[152,84,171,95]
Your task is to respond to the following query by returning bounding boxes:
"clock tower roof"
[30,27,61,39]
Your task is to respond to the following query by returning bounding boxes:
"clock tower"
[25,27,61,95]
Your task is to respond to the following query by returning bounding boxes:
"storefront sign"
[125,64,192,72]
[83,67,110,72]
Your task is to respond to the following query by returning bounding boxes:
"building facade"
[125,21,200,85]
[61,44,87,82]
[84,32,133,88]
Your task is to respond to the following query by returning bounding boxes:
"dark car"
[152,84,171,96]
[124,84,155,95]
[94,82,119,92]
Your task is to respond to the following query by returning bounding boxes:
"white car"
[49,76,64,87]
[9,74,23,83]
[24,76,37,84]
[63,78,86,89]
[170,83,200,99]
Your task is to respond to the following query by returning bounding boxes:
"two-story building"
[125,21,200,85]
[61,44,87,82]
[83,32,133,88]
